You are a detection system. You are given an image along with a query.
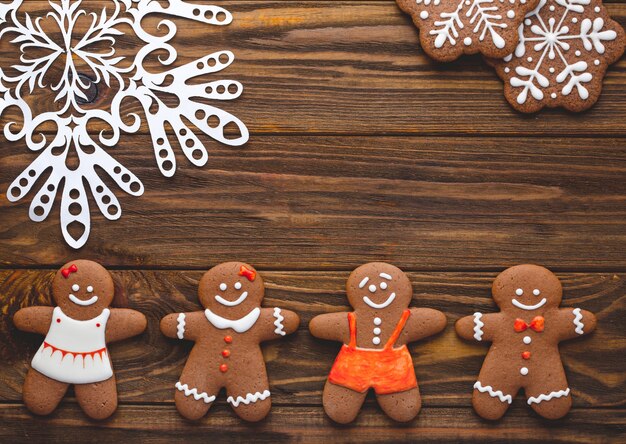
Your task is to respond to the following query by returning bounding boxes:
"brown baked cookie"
[309,262,447,423]
[455,264,597,420]
[488,0,625,112]
[396,0,540,61]
[13,260,147,419]
[160,262,300,422]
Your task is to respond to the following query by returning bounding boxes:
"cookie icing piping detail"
[204,307,261,333]
[512,297,547,310]
[69,294,99,306]
[227,390,271,407]
[527,388,570,405]
[572,308,584,335]
[273,307,286,336]
[176,313,186,339]
[474,381,513,404]
[363,292,396,309]
[473,312,484,341]
[175,382,215,404]
[215,291,249,307]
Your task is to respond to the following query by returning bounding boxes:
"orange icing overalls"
[328,309,418,395]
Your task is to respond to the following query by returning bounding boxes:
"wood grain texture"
[0,1,626,136]
[1,270,624,407]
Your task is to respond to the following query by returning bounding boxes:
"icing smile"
[215,291,248,307]
[512,298,547,311]
[69,294,99,306]
[363,293,396,309]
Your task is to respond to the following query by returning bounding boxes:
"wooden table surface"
[1,0,625,442]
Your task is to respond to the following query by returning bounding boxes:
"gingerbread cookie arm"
[257,307,300,342]
[455,312,502,342]
[398,308,446,344]
[160,311,206,341]
[552,308,597,341]
[105,308,147,343]
[13,306,54,335]
[309,312,351,344]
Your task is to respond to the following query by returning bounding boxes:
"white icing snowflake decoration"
[0,0,249,248]
[490,0,625,112]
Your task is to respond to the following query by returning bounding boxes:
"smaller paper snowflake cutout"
[396,0,542,61]
[490,0,625,112]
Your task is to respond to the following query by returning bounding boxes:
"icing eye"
[380,282,388,290]
[533,289,541,296]
[368,284,377,293]
[515,288,524,296]
[87,285,93,293]
[234,282,242,290]
[219,283,227,291]
[72,284,80,292]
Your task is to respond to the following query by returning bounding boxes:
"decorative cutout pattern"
[0,0,249,248]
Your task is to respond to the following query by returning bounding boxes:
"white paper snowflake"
[490,0,625,112]
[0,0,249,248]
[396,0,541,61]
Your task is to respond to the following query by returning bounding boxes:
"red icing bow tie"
[514,316,544,333]
[238,265,256,282]
[61,264,78,279]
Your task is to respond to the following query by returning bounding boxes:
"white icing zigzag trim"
[273,307,286,336]
[175,382,215,404]
[474,381,512,404]
[572,308,584,335]
[227,390,271,407]
[473,312,484,341]
[176,313,186,339]
[527,388,570,405]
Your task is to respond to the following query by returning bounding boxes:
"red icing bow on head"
[514,316,544,333]
[61,264,78,279]
[238,265,256,282]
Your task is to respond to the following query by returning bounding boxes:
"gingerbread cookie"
[396,0,541,61]
[160,262,300,422]
[13,260,147,419]
[309,262,447,423]
[489,0,625,112]
[455,264,597,420]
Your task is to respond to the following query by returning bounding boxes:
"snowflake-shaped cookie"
[396,0,541,61]
[489,0,625,112]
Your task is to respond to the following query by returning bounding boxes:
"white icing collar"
[204,307,261,333]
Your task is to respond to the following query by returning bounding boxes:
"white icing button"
[515,288,524,296]
[594,6,600,12]
[520,367,529,376]
[420,10,429,19]
[374,317,382,326]
[549,5,555,11]
[594,60,600,66]
[234,282,242,290]
[219,283,227,291]
[463,37,472,46]
[373,327,381,335]
[523,336,532,344]
[87,285,93,293]
[549,67,555,73]
[572,17,578,23]
[507,10,515,18]
[575,50,581,57]
[504,67,510,73]
[368,284,377,293]
[526,57,533,63]
[551,93,557,99]
[72,284,80,292]
[525,19,532,26]
[372,337,381,345]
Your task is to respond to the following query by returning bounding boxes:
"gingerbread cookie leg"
[226,361,272,422]
[323,381,367,424]
[525,364,572,420]
[175,359,220,421]
[75,373,118,420]
[376,387,421,422]
[472,359,520,421]
[23,368,69,415]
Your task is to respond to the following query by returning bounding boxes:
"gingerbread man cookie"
[160,262,300,422]
[455,264,597,420]
[13,260,147,419]
[309,262,447,423]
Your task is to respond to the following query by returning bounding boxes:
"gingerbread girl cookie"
[309,262,447,423]
[13,260,147,419]
[160,262,300,422]
[456,264,597,420]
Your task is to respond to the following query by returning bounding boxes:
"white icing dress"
[31,307,113,384]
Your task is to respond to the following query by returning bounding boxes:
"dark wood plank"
[1,1,626,136]
[1,269,623,407]
[0,404,623,443]
[1,136,625,269]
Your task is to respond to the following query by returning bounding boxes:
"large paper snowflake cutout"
[0,0,249,248]
[396,0,541,61]
[489,0,625,112]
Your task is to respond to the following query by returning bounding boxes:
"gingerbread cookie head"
[198,262,265,318]
[346,262,412,312]
[52,260,114,320]
[492,264,563,313]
